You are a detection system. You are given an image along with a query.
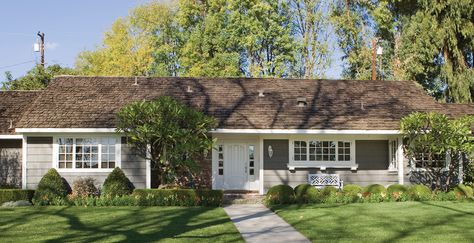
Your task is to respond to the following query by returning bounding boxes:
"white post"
[146,144,151,189]
[259,136,264,195]
[22,136,27,189]
[397,137,404,185]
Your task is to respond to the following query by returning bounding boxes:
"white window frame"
[410,151,450,172]
[389,139,398,171]
[289,138,356,168]
[52,135,121,172]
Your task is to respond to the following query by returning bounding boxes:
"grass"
[271,201,474,243]
[0,206,243,242]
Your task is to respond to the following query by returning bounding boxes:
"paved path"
[224,204,310,243]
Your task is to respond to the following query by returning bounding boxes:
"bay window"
[292,139,354,166]
[55,137,120,171]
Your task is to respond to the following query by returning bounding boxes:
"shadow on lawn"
[271,202,474,243]
[1,207,242,242]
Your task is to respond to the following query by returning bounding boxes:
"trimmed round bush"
[453,184,473,199]
[33,168,69,205]
[363,184,387,197]
[294,184,319,203]
[265,185,295,205]
[102,168,134,197]
[343,184,362,195]
[407,184,432,201]
[387,184,408,194]
[71,177,98,199]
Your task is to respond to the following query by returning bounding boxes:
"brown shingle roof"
[16,76,450,130]
[440,103,474,117]
[0,91,41,134]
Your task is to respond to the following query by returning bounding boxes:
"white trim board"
[0,135,23,139]
[16,128,116,133]
[211,129,400,135]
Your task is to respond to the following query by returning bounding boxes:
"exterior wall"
[263,139,399,191]
[0,139,22,187]
[25,136,146,189]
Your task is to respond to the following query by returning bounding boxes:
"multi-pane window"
[58,138,73,168]
[217,145,224,175]
[337,142,351,161]
[294,141,307,161]
[294,140,352,162]
[57,137,118,170]
[248,145,255,175]
[389,140,398,170]
[414,152,445,168]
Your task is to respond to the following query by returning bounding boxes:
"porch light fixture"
[268,145,274,159]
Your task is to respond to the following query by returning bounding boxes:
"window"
[389,140,398,170]
[56,137,119,170]
[293,140,353,163]
[413,152,445,168]
[248,145,255,175]
[294,141,307,161]
[217,145,224,175]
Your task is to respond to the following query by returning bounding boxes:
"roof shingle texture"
[0,91,41,134]
[16,76,455,130]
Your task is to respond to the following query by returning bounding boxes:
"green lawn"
[0,206,243,242]
[272,201,474,243]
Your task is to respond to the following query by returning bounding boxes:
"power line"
[0,60,35,70]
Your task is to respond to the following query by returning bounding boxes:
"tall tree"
[331,0,373,79]
[2,64,76,90]
[290,0,332,78]
[228,0,296,77]
[178,0,241,77]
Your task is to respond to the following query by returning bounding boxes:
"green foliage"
[434,191,458,201]
[133,189,223,206]
[401,112,474,190]
[70,177,99,199]
[387,184,408,201]
[265,185,295,205]
[2,65,76,90]
[408,185,432,201]
[294,184,319,203]
[102,168,134,198]
[116,96,216,186]
[343,184,362,195]
[0,190,35,204]
[33,169,69,205]
[453,184,473,199]
[363,184,387,197]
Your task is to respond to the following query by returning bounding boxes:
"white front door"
[224,144,248,190]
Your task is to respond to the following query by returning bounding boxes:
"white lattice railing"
[308,174,343,190]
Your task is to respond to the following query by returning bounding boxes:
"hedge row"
[133,189,223,206]
[0,189,35,204]
[265,183,474,205]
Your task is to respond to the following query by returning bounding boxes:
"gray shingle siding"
[25,136,146,189]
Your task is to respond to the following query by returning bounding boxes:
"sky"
[0,0,343,84]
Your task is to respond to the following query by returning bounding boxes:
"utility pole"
[37,31,45,67]
[371,38,377,80]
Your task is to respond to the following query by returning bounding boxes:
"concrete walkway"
[224,204,310,243]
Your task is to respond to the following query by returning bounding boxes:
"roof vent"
[297,97,307,107]
[8,120,13,129]
[133,77,138,86]
[258,90,265,97]
[187,86,193,93]
[360,101,365,110]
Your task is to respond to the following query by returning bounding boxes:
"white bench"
[308,174,343,190]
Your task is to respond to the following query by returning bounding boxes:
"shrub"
[195,189,223,206]
[453,184,473,199]
[435,191,458,201]
[407,185,432,201]
[363,184,387,197]
[0,189,35,204]
[343,184,362,195]
[71,177,98,199]
[102,168,134,197]
[265,185,295,205]
[294,184,319,203]
[387,184,408,201]
[318,186,339,203]
[33,168,69,205]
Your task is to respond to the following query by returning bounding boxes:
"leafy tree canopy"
[115,96,216,187]
[2,64,76,90]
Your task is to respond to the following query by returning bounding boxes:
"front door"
[224,144,247,190]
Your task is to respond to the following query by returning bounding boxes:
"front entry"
[224,144,248,190]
